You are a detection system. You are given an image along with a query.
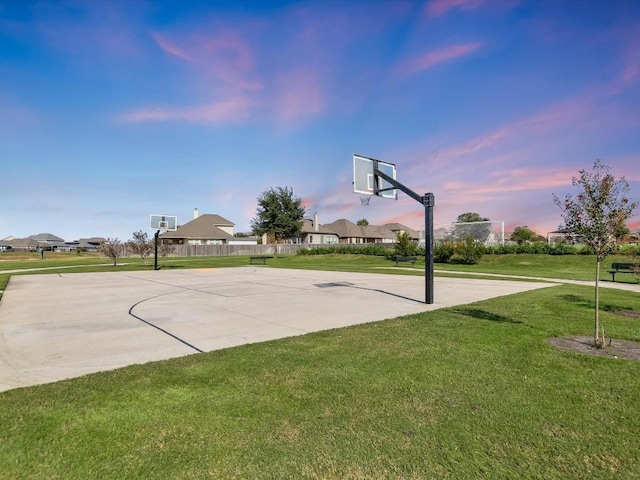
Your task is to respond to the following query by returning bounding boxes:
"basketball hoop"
[360,195,371,206]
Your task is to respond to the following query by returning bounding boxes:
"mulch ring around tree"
[548,336,640,361]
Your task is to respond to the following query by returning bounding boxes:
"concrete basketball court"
[0,267,556,392]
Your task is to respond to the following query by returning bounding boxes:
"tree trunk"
[594,259,601,347]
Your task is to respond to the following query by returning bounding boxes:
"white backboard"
[353,154,397,199]
[150,214,178,231]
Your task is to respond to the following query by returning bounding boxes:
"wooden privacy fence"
[121,244,310,258]
[119,243,374,258]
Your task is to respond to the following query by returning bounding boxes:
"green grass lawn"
[0,284,639,478]
[436,253,638,282]
[1,250,637,282]
[0,252,639,478]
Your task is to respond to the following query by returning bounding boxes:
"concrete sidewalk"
[434,269,640,293]
[1,267,558,392]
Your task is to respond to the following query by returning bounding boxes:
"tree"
[127,230,153,267]
[394,231,416,256]
[158,238,175,259]
[98,238,123,266]
[553,159,638,347]
[510,226,539,245]
[452,212,492,243]
[357,218,369,226]
[250,186,306,243]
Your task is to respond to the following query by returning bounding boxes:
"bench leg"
[611,273,615,282]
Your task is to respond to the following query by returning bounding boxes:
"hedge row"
[297,242,640,260]
[297,245,392,256]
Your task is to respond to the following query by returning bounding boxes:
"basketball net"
[360,195,371,206]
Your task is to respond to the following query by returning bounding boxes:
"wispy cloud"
[617,28,640,87]
[121,2,414,126]
[442,168,575,195]
[121,97,252,124]
[424,0,519,19]
[153,30,259,90]
[271,68,325,123]
[425,0,484,19]
[153,32,193,62]
[395,42,484,78]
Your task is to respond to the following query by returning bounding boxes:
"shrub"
[620,244,640,256]
[452,237,485,264]
[434,241,455,263]
[433,238,484,264]
[297,245,392,256]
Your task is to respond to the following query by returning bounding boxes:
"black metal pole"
[374,166,435,304]
[424,193,434,304]
[154,230,159,270]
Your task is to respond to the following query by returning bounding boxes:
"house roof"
[324,219,396,240]
[28,233,65,242]
[301,219,338,235]
[5,238,38,248]
[161,214,235,240]
[382,223,419,239]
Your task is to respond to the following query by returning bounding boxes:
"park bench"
[249,255,274,265]
[607,262,637,282]
[392,255,417,267]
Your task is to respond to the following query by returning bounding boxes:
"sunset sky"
[1,0,639,241]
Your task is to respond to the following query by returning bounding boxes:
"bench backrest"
[611,262,636,270]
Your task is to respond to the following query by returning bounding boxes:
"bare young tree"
[127,230,154,267]
[554,159,637,347]
[98,238,123,266]
[158,239,176,259]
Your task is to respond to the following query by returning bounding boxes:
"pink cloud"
[441,168,575,195]
[121,96,252,124]
[301,197,314,210]
[272,68,325,123]
[382,210,425,227]
[430,127,506,165]
[395,42,484,78]
[420,94,603,172]
[425,0,484,19]
[620,43,640,86]
[425,0,520,19]
[153,32,193,62]
[153,30,259,91]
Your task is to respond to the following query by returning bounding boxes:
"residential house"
[323,219,396,244]
[160,212,250,245]
[61,237,105,252]
[3,234,63,251]
[300,213,339,245]
[28,233,66,251]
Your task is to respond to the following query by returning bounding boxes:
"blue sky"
[1,0,639,241]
